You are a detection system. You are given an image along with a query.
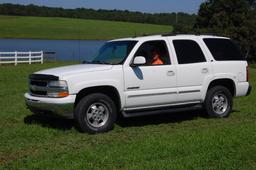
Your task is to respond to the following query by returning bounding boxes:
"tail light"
[246,66,249,82]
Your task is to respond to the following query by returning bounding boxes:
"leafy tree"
[195,0,256,62]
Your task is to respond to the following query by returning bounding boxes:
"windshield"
[89,41,137,65]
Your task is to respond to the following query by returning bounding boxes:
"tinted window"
[173,40,206,64]
[134,40,170,65]
[203,38,244,61]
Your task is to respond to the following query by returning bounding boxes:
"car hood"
[35,64,113,78]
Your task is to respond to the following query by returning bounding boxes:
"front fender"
[65,67,125,109]
[73,79,125,109]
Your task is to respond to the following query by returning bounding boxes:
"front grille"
[29,74,58,97]
[30,80,47,87]
[30,89,47,96]
[29,80,48,96]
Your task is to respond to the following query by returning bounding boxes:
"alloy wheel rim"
[86,102,109,128]
[212,92,228,115]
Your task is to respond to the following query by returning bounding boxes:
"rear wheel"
[74,93,117,133]
[204,86,233,118]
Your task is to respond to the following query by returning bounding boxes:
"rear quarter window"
[203,38,245,61]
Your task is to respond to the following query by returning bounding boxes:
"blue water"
[0,39,106,61]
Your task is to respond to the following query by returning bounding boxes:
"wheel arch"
[206,78,236,98]
[74,85,122,112]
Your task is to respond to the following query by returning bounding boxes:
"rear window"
[203,38,244,61]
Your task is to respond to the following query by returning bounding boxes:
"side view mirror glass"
[132,56,146,66]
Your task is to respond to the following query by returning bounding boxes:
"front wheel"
[204,86,233,118]
[74,93,117,133]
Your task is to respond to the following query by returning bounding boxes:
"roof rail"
[196,32,219,36]
[161,32,220,37]
[132,32,222,38]
[161,32,178,36]
[132,32,162,38]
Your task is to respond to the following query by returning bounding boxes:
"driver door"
[123,40,177,109]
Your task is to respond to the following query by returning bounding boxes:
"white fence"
[0,51,43,66]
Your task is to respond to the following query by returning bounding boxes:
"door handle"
[167,71,175,76]
[202,68,209,74]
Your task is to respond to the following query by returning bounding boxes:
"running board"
[122,104,203,118]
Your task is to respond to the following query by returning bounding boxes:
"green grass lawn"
[0,63,255,169]
[0,15,172,40]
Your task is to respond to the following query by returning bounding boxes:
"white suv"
[25,34,252,133]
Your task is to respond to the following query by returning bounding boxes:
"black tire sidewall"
[205,86,233,118]
[74,93,117,133]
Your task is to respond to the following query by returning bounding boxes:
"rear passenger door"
[169,38,212,103]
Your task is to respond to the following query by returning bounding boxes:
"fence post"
[41,51,43,64]
[14,51,17,66]
[29,51,31,64]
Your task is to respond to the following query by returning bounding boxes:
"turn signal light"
[58,92,69,97]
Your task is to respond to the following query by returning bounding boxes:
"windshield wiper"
[82,60,92,64]
[91,60,112,65]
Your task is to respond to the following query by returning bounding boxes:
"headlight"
[47,80,69,98]
[48,80,68,88]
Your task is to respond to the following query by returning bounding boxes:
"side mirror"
[131,56,146,67]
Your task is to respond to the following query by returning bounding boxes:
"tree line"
[0,3,196,26]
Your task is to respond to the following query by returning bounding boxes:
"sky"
[0,0,206,14]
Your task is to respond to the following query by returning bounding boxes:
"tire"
[204,86,233,118]
[74,93,117,133]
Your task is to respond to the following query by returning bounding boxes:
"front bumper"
[24,93,76,118]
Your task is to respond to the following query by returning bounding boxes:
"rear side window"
[173,40,206,64]
[203,38,244,61]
